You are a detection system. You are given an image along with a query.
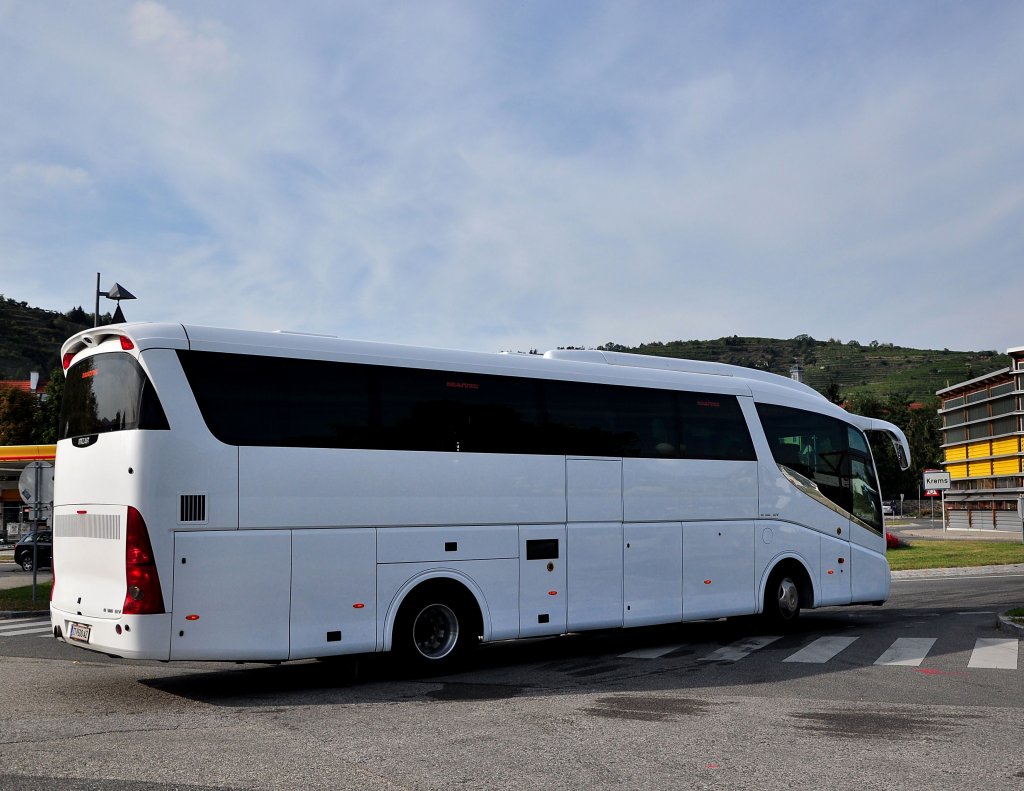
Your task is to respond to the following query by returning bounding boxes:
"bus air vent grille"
[179,494,207,524]
[53,513,120,540]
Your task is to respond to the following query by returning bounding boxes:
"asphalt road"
[0,570,1021,791]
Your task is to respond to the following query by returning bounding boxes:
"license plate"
[68,622,91,643]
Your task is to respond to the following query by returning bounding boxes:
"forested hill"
[597,336,1010,404]
[0,296,101,379]
[0,294,1011,403]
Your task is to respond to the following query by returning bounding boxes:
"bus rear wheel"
[394,584,478,674]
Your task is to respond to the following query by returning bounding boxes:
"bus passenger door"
[170,530,291,661]
[519,525,567,637]
[818,531,852,606]
[623,522,682,627]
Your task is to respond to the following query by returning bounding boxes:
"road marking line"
[0,618,50,634]
[699,635,782,662]
[967,638,1018,670]
[619,644,686,659]
[783,635,859,663]
[874,637,936,666]
[0,625,52,637]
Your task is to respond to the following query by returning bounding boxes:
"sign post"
[18,461,53,603]
[1018,496,1024,545]
[922,470,951,532]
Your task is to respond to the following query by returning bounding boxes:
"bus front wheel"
[764,566,804,624]
[393,584,479,674]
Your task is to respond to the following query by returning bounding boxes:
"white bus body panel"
[519,525,567,637]
[623,522,683,627]
[624,458,757,522]
[566,522,624,631]
[239,448,565,528]
[170,531,290,661]
[682,521,756,621]
[291,528,379,658]
[377,525,518,563]
[818,533,852,606]
[566,458,622,522]
[851,543,891,603]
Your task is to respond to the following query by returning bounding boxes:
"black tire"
[393,584,479,675]
[764,567,802,625]
[19,555,33,572]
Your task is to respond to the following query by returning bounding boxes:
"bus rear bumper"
[50,607,172,661]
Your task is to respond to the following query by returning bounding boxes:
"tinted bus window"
[178,352,373,448]
[678,393,756,461]
[179,350,756,462]
[757,403,882,532]
[60,353,169,440]
[376,366,543,454]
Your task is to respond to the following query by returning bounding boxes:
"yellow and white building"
[937,346,1024,531]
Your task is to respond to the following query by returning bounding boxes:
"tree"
[0,387,39,444]
[34,365,64,443]
[848,392,942,504]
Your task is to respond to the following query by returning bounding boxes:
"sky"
[1,1,1022,355]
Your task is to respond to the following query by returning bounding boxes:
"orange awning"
[0,444,57,462]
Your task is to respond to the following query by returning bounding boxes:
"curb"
[890,563,1024,579]
[0,610,48,620]
[998,612,1024,638]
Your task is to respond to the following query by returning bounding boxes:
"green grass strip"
[886,540,1024,571]
[0,581,52,611]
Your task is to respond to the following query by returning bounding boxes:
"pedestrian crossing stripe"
[619,635,1020,670]
[783,635,859,664]
[0,618,51,638]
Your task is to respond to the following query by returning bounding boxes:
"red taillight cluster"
[123,506,165,615]
[62,352,75,370]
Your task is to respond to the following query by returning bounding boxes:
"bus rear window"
[59,352,169,440]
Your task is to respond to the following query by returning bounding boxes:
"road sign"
[922,470,951,491]
[18,461,54,505]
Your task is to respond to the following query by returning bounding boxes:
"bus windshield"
[757,403,883,533]
[59,352,169,440]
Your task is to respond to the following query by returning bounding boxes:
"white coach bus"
[50,323,910,670]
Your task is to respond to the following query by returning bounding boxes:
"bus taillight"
[123,507,165,615]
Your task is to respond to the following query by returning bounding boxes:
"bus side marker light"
[704,580,712,585]
[827,570,834,575]
[352,603,365,609]
[185,614,200,621]
[548,590,558,596]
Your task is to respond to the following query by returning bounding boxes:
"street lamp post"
[94,272,137,326]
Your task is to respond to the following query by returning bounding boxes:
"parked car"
[882,503,894,516]
[14,531,52,572]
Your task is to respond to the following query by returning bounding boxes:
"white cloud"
[7,162,93,193]
[128,1,236,77]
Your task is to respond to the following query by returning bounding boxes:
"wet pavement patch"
[791,709,984,740]
[583,694,714,722]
